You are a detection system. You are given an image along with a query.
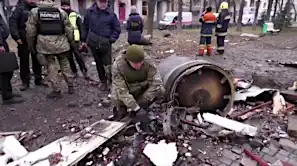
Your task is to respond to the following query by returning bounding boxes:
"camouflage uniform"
[111,47,164,114]
[26,0,74,95]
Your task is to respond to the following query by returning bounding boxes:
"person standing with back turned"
[61,0,89,79]
[198,6,216,56]
[9,0,47,91]
[26,0,75,98]
[215,1,231,56]
[81,0,121,91]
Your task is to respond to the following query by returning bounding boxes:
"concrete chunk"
[279,138,297,151]
[288,116,297,138]
[240,154,257,166]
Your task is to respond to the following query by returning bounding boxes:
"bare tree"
[232,0,237,23]
[265,0,273,21]
[177,0,183,31]
[190,0,193,12]
[147,0,157,37]
[273,0,279,19]
[291,2,297,21]
[199,0,205,16]
[171,0,175,11]
[252,0,261,30]
[236,0,245,31]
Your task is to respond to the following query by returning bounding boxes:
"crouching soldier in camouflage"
[111,45,164,131]
[26,0,75,98]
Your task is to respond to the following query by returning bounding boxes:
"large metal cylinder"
[158,55,235,116]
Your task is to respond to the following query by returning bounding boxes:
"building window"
[142,1,148,15]
[131,0,137,5]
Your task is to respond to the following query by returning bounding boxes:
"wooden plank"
[6,120,127,166]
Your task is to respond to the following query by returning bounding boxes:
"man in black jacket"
[0,15,24,104]
[9,0,46,91]
[82,0,121,91]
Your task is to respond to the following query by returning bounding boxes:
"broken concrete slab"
[240,154,257,166]
[143,140,178,166]
[288,116,297,138]
[272,91,286,115]
[279,138,297,151]
[6,120,127,166]
[202,113,258,136]
[1,136,28,161]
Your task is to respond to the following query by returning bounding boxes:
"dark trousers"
[199,36,212,45]
[216,36,226,54]
[0,71,13,100]
[0,41,13,100]
[90,45,112,83]
[18,43,42,84]
[68,42,87,74]
[199,36,212,55]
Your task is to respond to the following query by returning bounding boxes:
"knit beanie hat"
[61,0,70,6]
[126,45,145,63]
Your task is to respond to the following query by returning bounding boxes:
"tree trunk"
[171,0,174,11]
[265,0,273,21]
[236,0,245,31]
[214,0,219,12]
[177,0,183,31]
[273,0,278,19]
[252,0,260,30]
[280,0,284,10]
[190,0,193,12]
[199,0,205,16]
[292,3,297,21]
[232,0,236,23]
[203,0,207,11]
[147,0,157,37]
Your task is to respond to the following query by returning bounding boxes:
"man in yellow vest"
[61,0,89,79]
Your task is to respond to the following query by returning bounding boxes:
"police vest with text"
[37,7,64,35]
[130,20,141,31]
[69,12,80,41]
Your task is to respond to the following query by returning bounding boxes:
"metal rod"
[231,101,272,119]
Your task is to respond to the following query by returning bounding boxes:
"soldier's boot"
[111,106,127,121]
[288,81,297,91]
[82,71,90,80]
[206,45,212,56]
[46,90,62,99]
[34,79,48,87]
[20,83,29,91]
[99,82,109,92]
[68,86,75,94]
[73,72,79,79]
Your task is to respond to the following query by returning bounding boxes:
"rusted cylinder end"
[158,55,235,116]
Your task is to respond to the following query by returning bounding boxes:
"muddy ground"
[1,28,297,150]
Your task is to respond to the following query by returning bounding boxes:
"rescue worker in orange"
[215,1,231,55]
[198,6,216,56]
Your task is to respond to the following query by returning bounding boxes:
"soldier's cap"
[98,0,107,3]
[126,45,145,63]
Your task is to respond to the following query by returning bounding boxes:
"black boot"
[68,86,74,94]
[46,90,62,99]
[3,97,24,105]
[20,83,29,91]
[99,82,109,92]
[35,79,48,87]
